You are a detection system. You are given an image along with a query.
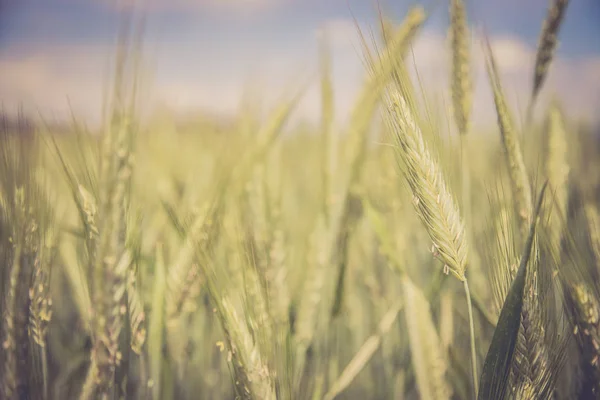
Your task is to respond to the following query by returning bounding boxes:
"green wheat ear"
[478,183,548,400]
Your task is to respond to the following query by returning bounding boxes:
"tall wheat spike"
[530,0,571,113]
[292,7,427,374]
[449,0,474,289]
[328,6,427,321]
[81,16,138,397]
[382,69,481,393]
[484,37,533,238]
[449,0,472,137]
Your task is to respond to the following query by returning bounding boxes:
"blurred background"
[0,0,599,132]
[2,2,600,400]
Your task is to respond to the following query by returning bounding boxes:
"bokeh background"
[1,0,599,130]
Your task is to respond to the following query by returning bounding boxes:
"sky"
[0,0,599,130]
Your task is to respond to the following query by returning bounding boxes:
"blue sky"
[1,0,599,128]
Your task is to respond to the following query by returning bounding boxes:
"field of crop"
[2,0,600,399]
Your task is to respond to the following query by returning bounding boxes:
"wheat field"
[2,0,600,399]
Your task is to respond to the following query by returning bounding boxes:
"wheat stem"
[464,278,479,397]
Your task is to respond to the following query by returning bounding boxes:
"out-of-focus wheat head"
[532,0,571,106]
[449,0,472,137]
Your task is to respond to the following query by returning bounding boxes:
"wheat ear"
[449,0,472,137]
[385,90,468,281]
[383,83,478,393]
[530,0,571,114]
[484,37,533,238]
